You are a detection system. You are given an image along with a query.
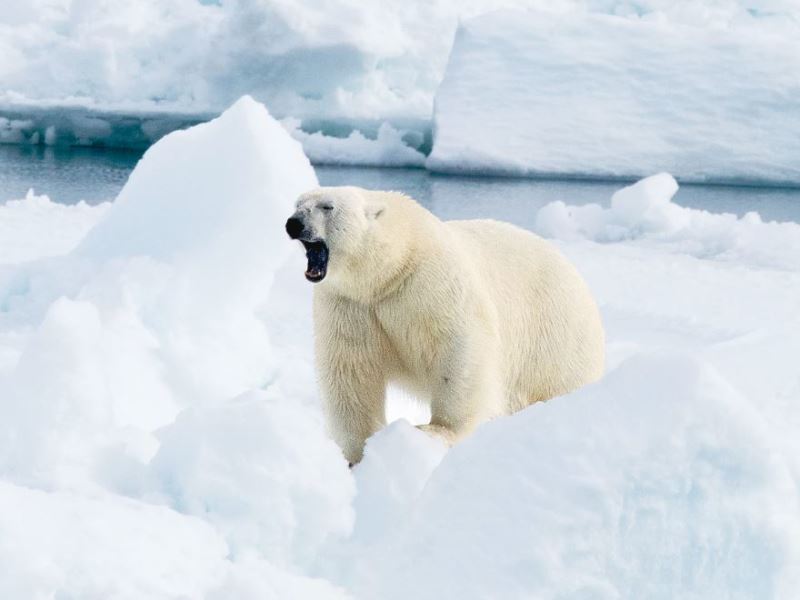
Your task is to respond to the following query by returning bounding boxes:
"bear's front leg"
[314,292,388,465]
[320,364,386,465]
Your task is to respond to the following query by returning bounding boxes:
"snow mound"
[148,388,354,568]
[361,353,800,599]
[536,173,800,270]
[79,95,312,261]
[428,10,800,185]
[0,96,348,598]
[0,191,108,264]
[350,420,447,544]
[0,96,318,483]
[0,480,353,599]
[206,555,351,600]
[73,95,317,406]
[0,481,227,599]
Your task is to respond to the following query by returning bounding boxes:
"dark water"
[316,166,800,225]
[0,144,142,205]
[2,144,800,224]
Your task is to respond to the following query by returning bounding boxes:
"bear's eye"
[318,204,334,211]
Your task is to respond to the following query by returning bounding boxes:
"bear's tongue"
[303,241,329,282]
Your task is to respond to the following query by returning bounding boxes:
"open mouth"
[302,240,329,282]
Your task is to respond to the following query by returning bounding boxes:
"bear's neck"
[334,236,418,304]
[323,194,443,304]
[329,215,439,304]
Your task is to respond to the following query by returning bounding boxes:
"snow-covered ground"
[0,97,798,598]
[3,1,800,182]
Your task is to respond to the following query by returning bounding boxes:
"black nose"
[285,217,304,239]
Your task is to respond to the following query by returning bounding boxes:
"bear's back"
[445,218,605,407]
[444,218,570,297]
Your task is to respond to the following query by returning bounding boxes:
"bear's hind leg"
[416,422,457,445]
[421,350,505,445]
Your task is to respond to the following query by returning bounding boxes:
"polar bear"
[286,186,604,464]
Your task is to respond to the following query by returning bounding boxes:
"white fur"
[293,186,605,464]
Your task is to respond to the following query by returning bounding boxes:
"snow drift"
[0,191,108,264]
[359,355,800,599]
[536,172,800,270]
[1,96,799,598]
[427,9,800,185]
[0,96,354,598]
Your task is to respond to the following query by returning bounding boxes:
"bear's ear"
[365,201,385,220]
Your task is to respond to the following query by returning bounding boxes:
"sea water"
[1,145,799,226]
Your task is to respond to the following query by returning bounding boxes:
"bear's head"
[286,186,384,283]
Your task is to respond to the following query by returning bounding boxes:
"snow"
[148,388,354,568]
[349,420,447,545]
[4,1,800,177]
[360,355,800,599]
[0,482,227,599]
[1,96,799,597]
[3,0,797,124]
[0,0,538,121]
[536,173,800,270]
[427,9,800,185]
[0,96,352,598]
[282,119,426,167]
[0,191,108,264]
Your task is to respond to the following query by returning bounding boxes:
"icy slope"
[1,97,799,597]
[428,9,800,185]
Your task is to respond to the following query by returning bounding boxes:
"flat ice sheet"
[428,9,800,185]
